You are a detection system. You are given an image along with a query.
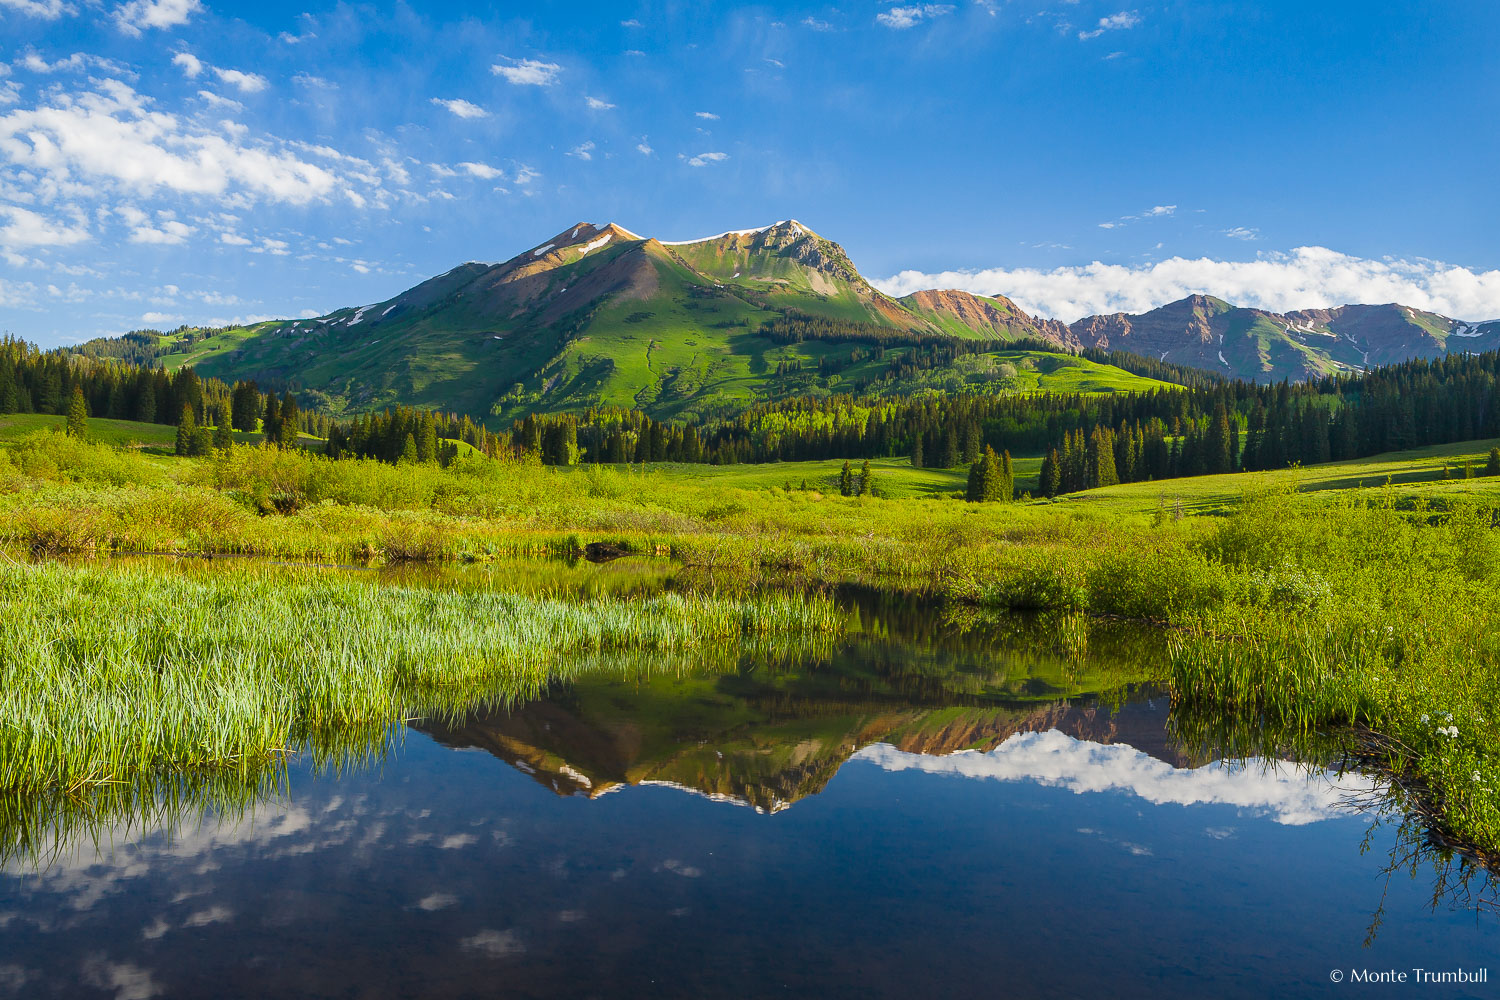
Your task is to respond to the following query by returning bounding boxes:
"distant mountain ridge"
[74,219,1500,419]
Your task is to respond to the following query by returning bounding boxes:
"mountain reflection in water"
[2,605,1496,1000]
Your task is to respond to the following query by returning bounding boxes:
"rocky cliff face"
[900,289,1080,347]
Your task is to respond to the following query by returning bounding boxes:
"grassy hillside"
[1050,438,1500,515]
[146,309,1170,427]
[609,457,977,499]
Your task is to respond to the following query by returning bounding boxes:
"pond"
[1,565,1495,998]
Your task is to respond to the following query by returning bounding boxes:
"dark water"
[2,596,1496,999]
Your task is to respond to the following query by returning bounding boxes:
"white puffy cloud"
[856,730,1379,826]
[491,57,561,86]
[0,204,89,248]
[876,4,954,29]
[0,79,367,208]
[636,139,653,155]
[681,151,728,167]
[585,96,615,111]
[430,97,487,119]
[457,161,504,180]
[172,52,202,78]
[0,0,72,18]
[872,245,1500,322]
[212,67,268,94]
[1079,10,1140,39]
[129,219,193,244]
[567,140,594,160]
[196,90,242,111]
[802,16,833,30]
[113,0,201,36]
[694,111,719,120]
[17,51,129,75]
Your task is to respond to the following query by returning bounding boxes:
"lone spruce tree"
[174,404,196,456]
[858,459,872,497]
[276,392,300,449]
[1488,447,1500,477]
[65,386,88,439]
[967,447,1009,502]
[839,460,853,496]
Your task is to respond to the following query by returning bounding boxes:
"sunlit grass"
[0,561,844,795]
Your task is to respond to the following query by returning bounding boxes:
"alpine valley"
[73,220,1500,424]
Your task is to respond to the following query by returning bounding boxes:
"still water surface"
[1,577,1495,998]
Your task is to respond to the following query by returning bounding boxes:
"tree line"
[505,351,1500,493]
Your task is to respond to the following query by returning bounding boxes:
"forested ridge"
[16,335,1500,499]
[511,351,1500,496]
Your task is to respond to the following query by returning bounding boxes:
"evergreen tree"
[0,354,16,414]
[65,386,89,439]
[910,433,924,469]
[212,412,232,451]
[399,432,419,464]
[174,405,196,456]
[858,459,872,497]
[839,460,853,496]
[230,381,260,432]
[134,373,156,423]
[1489,447,1500,477]
[37,365,62,414]
[418,411,438,463]
[965,454,984,502]
[1208,401,1233,474]
[940,428,961,468]
[960,421,982,464]
[1040,448,1062,498]
[262,393,281,444]
[967,447,1008,502]
[1089,427,1119,487]
[276,392,301,448]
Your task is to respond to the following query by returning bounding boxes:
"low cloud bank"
[873,246,1500,322]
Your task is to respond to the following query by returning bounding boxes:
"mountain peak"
[1152,294,1234,316]
[659,219,815,247]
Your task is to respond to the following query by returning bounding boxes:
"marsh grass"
[0,561,844,796]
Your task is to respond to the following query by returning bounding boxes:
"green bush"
[982,558,1088,612]
[1086,547,1232,622]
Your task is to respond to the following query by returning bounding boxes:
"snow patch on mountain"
[577,234,612,256]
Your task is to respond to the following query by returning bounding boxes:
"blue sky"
[2,0,1498,346]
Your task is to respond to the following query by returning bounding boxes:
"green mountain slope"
[127,221,1162,424]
